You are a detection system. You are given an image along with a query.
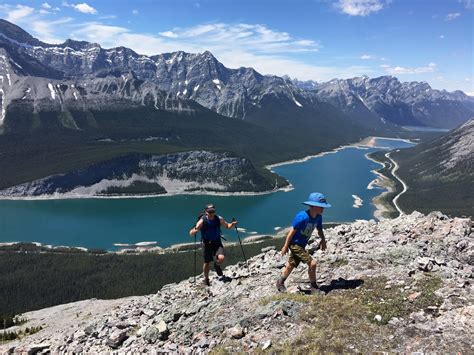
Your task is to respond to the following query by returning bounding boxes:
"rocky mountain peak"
[60,39,101,51]
[0,19,47,47]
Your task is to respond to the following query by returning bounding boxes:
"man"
[276,192,331,293]
[189,204,238,286]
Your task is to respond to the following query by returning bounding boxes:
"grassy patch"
[0,325,43,342]
[360,276,443,325]
[260,293,312,306]
[264,275,443,353]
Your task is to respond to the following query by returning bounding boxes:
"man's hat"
[303,192,332,208]
[205,204,216,213]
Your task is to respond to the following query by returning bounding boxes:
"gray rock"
[106,329,128,349]
[144,320,169,343]
[227,324,245,339]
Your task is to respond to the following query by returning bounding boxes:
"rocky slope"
[0,151,277,197]
[391,119,474,216]
[1,211,472,353]
[312,76,474,129]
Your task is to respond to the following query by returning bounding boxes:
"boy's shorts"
[289,244,312,267]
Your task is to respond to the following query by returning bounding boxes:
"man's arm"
[317,227,326,251]
[220,217,237,229]
[189,218,204,237]
[281,228,297,256]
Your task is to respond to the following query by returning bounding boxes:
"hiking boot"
[219,275,232,283]
[276,278,286,292]
[214,263,223,277]
[203,277,211,287]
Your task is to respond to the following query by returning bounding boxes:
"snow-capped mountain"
[0,19,310,130]
[0,18,472,135]
[312,76,474,129]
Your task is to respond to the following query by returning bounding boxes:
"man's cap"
[303,192,332,208]
[205,204,216,213]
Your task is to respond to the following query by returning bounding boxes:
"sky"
[0,0,473,94]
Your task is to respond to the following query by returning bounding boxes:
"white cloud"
[155,23,320,54]
[445,12,461,21]
[439,34,445,39]
[465,91,474,96]
[383,62,437,75]
[361,54,374,59]
[159,31,179,38]
[30,17,73,43]
[465,78,472,82]
[336,0,389,16]
[72,3,97,14]
[132,9,139,15]
[459,0,474,9]
[4,4,34,23]
[42,2,52,9]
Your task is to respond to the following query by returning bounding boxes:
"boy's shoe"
[310,286,325,295]
[214,263,224,277]
[276,279,287,292]
[203,278,211,287]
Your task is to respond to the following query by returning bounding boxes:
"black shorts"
[202,240,224,263]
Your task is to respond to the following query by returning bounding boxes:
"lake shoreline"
[0,135,392,201]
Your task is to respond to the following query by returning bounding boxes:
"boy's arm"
[281,228,297,255]
[189,218,204,236]
[317,227,326,251]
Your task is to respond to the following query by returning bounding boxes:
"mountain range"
[392,118,474,216]
[0,19,473,194]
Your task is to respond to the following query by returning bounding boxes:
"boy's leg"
[307,259,318,288]
[277,253,297,292]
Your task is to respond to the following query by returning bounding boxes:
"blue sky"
[1,0,473,94]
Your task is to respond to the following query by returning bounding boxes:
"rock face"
[1,211,472,353]
[312,76,474,129]
[0,151,276,197]
[391,119,474,216]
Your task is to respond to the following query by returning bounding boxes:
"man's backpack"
[196,212,226,241]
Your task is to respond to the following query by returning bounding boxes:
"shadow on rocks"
[319,278,364,294]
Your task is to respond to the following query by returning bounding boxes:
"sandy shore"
[365,153,398,220]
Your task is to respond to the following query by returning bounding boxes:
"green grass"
[255,275,443,353]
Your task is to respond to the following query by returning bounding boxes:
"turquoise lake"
[0,138,414,250]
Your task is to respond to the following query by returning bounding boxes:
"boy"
[276,192,331,293]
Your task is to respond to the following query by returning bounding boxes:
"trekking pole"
[193,233,197,284]
[232,218,249,270]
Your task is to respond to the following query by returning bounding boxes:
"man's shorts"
[288,244,312,267]
[202,240,224,263]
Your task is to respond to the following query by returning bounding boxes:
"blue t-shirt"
[290,210,322,247]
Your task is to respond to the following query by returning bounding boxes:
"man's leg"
[202,242,212,286]
[202,263,209,285]
[214,246,225,278]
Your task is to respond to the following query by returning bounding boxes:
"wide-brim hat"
[303,192,332,208]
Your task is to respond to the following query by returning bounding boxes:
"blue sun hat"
[303,192,332,208]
